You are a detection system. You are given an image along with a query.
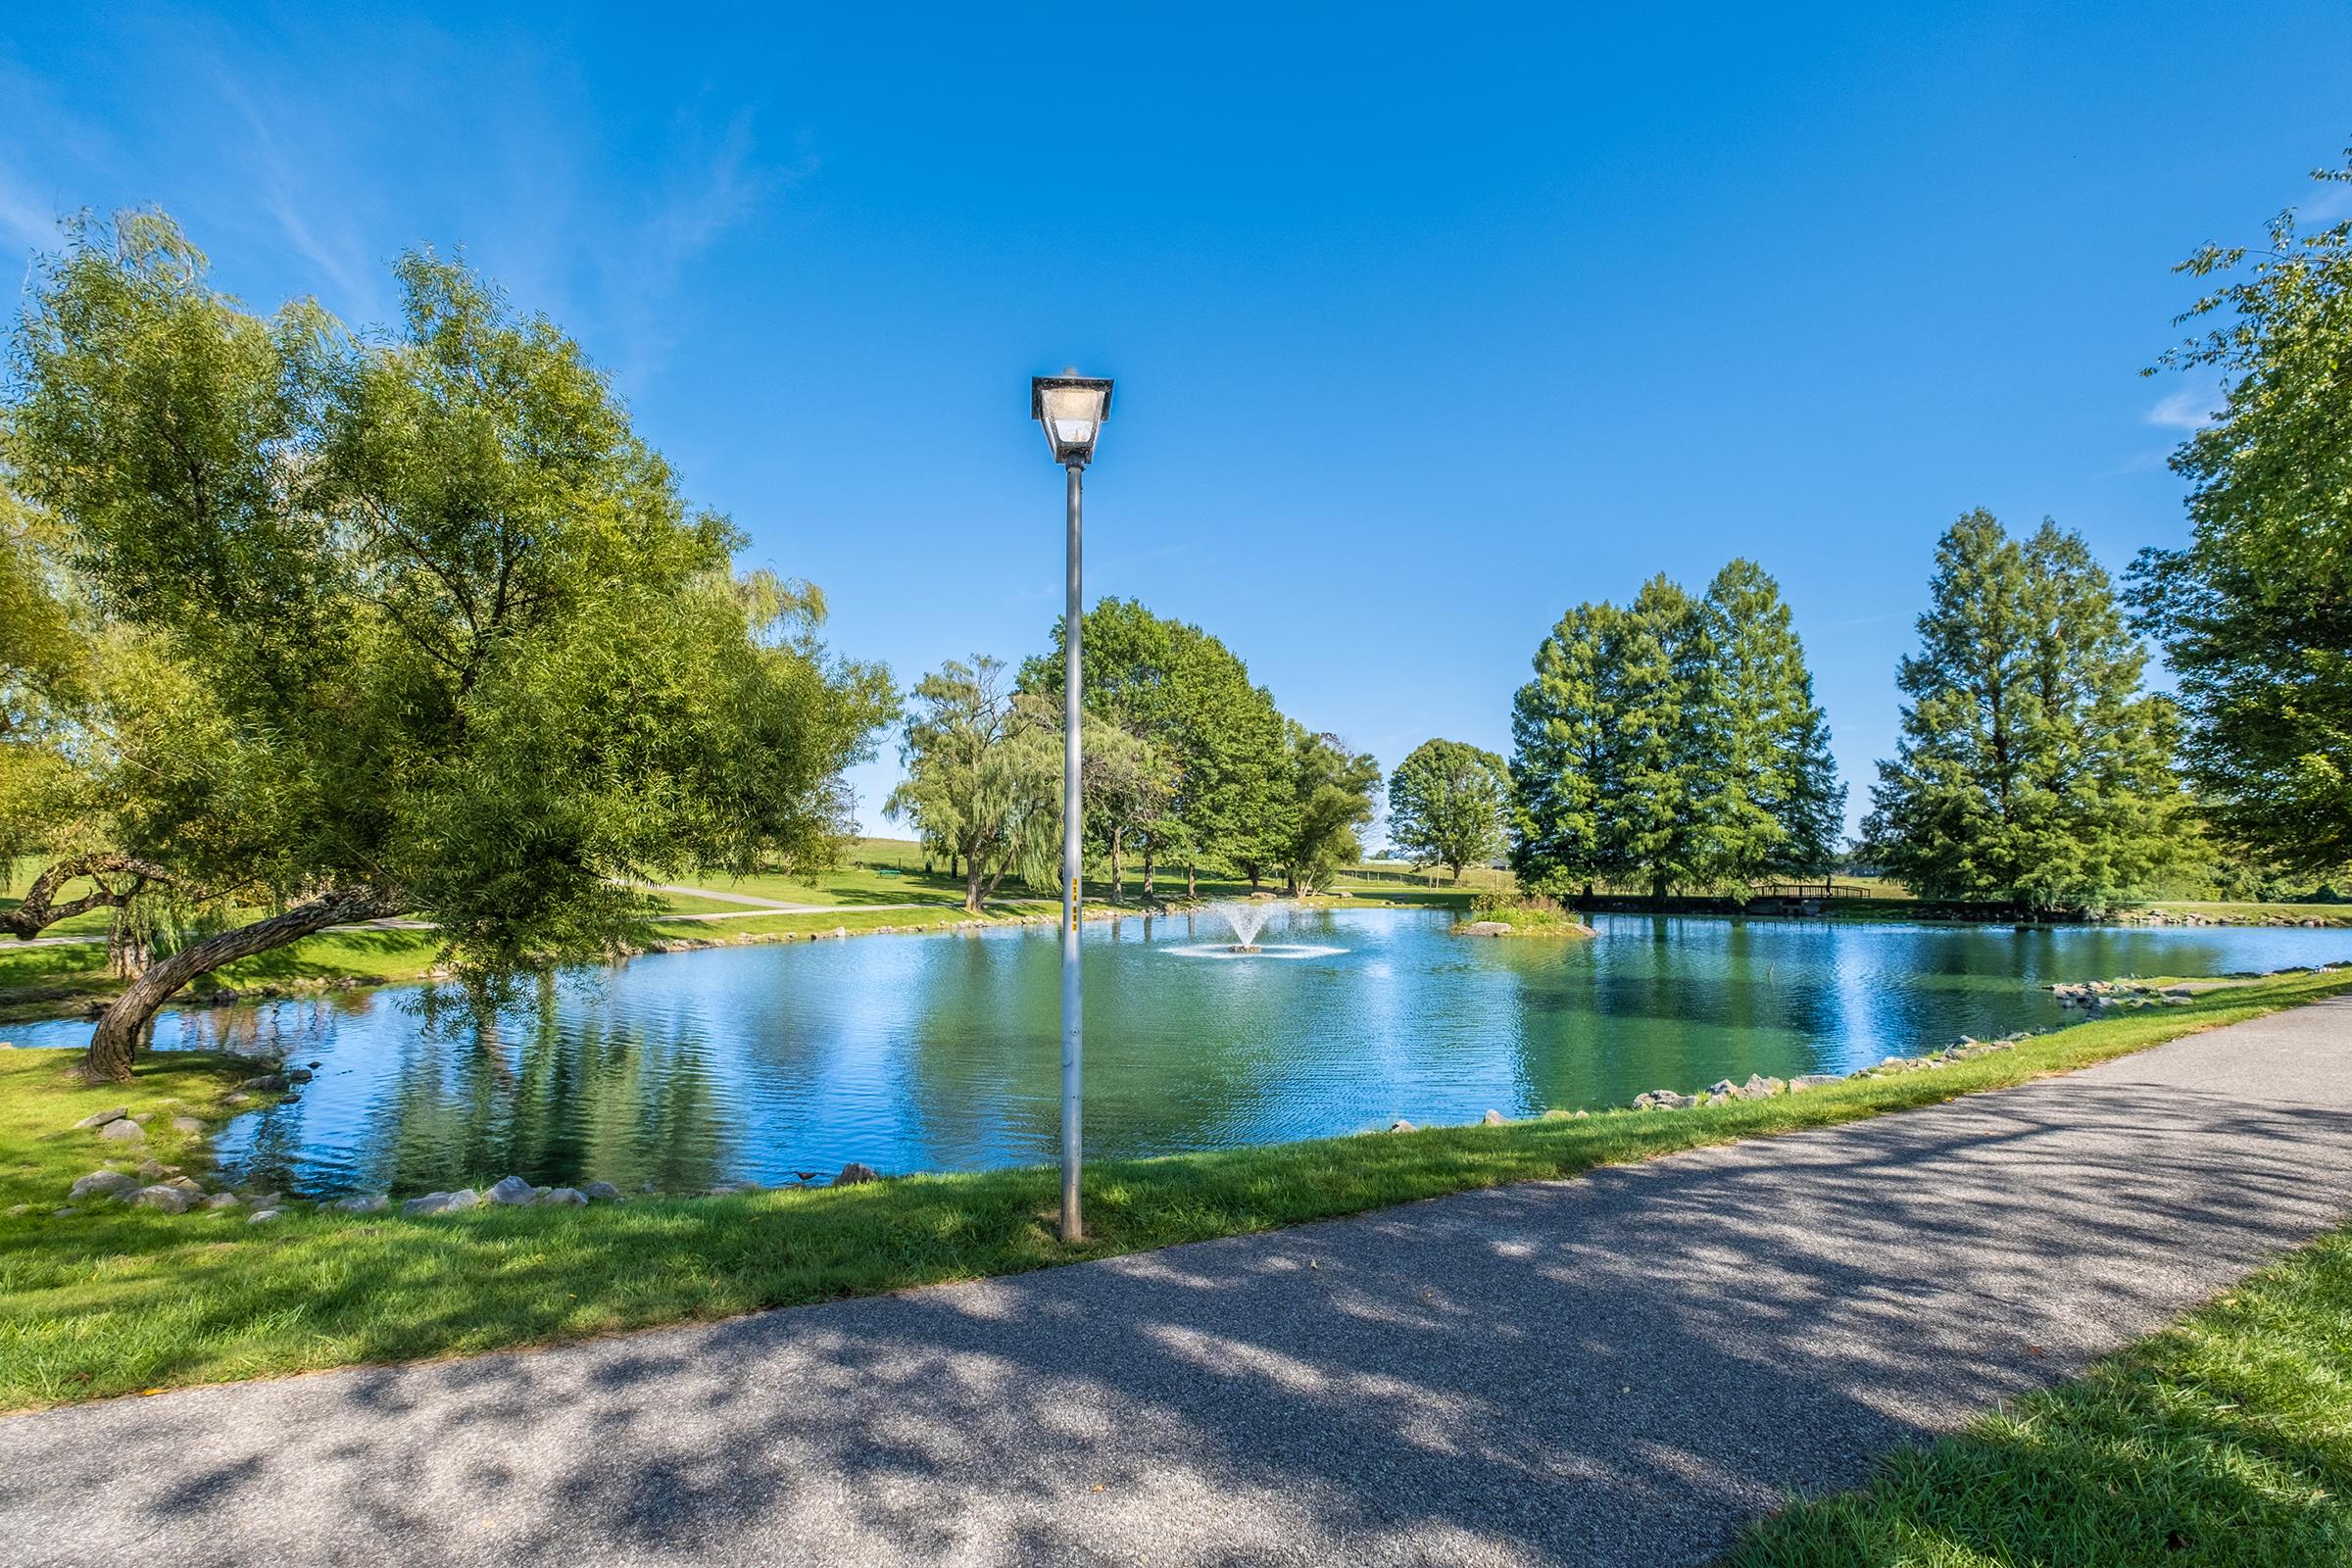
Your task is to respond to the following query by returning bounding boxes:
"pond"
[15,906,2349,1198]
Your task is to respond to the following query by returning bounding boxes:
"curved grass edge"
[1,966,2348,1413]
[1717,1211,2352,1566]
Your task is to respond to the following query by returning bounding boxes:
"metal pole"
[1060,461,1085,1243]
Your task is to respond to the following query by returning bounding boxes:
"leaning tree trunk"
[84,889,397,1083]
[1109,828,1125,904]
[1185,864,1197,900]
[964,860,986,914]
[1,853,171,941]
[1143,844,1155,898]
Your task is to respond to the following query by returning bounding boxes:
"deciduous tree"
[1021,598,1285,897]
[4,214,892,1079]
[2130,158,2352,876]
[1386,738,1509,882]
[1276,724,1380,894]
[886,657,1061,912]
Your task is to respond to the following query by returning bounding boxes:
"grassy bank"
[1,966,2345,1411]
[1725,1217,2352,1567]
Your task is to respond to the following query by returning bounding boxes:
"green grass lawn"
[0,965,2344,1412]
[1724,1217,2352,1567]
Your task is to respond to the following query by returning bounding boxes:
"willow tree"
[4,213,893,1080]
[886,657,1062,912]
[0,498,116,924]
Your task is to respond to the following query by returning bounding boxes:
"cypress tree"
[1696,560,1845,882]
[1612,575,1708,901]
[1508,602,1622,895]
[1864,512,2177,909]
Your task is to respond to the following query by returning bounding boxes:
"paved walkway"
[3,1001,2348,1567]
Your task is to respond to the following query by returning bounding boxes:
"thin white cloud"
[2144,388,2216,431]
[595,106,810,380]
[2100,448,2175,478]
[0,163,59,251]
[206,68,383,318]
[2298,183,2352,225]
[0,56,98,259]
[647,109,773,274]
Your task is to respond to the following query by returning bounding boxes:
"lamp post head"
[1031,370,1114,466]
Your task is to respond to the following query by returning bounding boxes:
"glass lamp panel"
[1040,383,1108,456]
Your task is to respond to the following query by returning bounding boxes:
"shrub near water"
[1462,892,1594,935]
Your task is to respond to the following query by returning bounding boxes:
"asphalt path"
[2,998,2347,1567]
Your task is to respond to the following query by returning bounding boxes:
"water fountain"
[1213,900,1274,953]
[1162,901,1347,960]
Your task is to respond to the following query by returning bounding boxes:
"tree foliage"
[0,497,87,873]
[2129,158,2352,876]
[1510,562,1840,899]
[886,657,1060,911]
[1509,602,1619,893]
[1020,598,1286,895]
[1865,511,2178,908]
[1275,724,1381,894]
[2,212,893,1078]
[1387,738,1509,881]
[1692,561,1845,882]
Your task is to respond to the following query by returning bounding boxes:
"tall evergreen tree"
[1509,603,1623,896]
[1613,575,1709,900]
[1514,566,1845,901]
[1509,580,1706,901]
[1695,560,1845,882]
[1864,511,2177,909]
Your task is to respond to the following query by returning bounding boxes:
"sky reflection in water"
[14,906,2346,1198]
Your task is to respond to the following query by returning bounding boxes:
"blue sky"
[6,3,2350,841]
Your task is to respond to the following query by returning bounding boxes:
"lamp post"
[1031,370,1113,1244]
